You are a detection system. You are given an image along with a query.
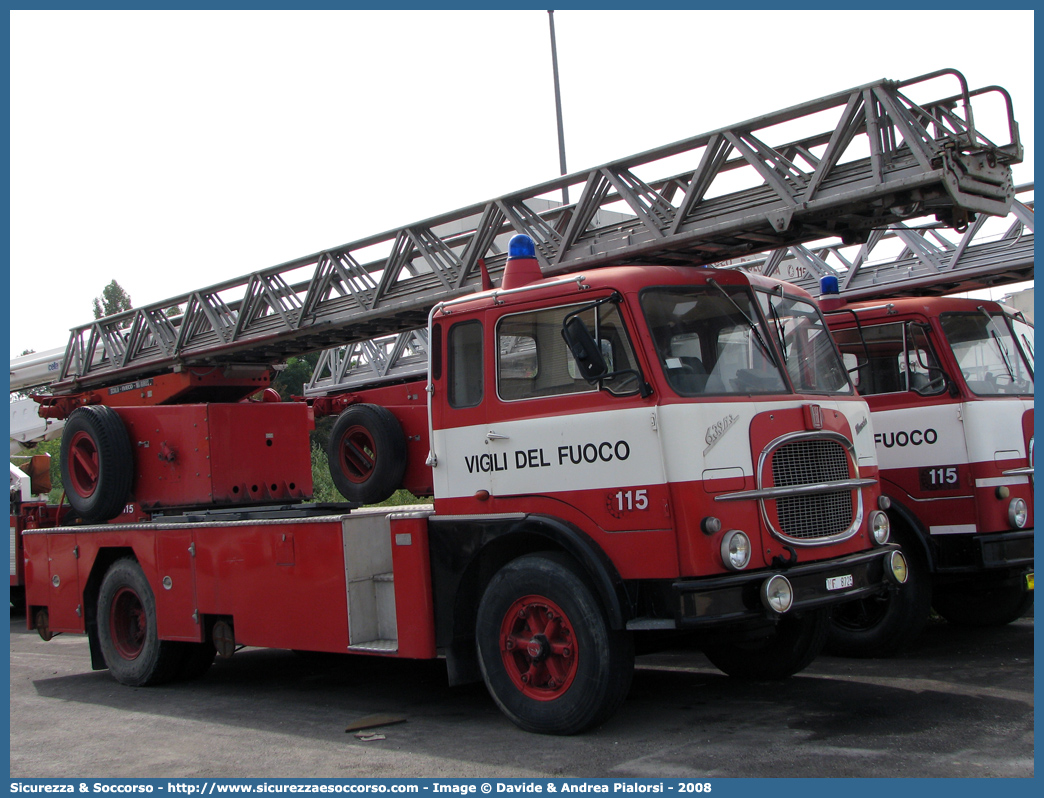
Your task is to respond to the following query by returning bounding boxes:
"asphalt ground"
[8,611,1033,779]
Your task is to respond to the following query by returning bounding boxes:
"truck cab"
[822,293,1033,653]
[404,237,903,720]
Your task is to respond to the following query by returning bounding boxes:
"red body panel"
[116,402,313,511]
[10,503,60,589]
[389,515,437,658]
[22,513,440,658]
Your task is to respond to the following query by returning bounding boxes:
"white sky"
[8,8,1035,358]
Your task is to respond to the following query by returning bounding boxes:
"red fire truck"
[819,291,1033,654]
[15,70,1020,733]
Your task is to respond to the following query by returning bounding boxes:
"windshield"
[757,290,853,395]
[940,311,1034,396]
[1009,314,1034,376]
[640,285,788,396]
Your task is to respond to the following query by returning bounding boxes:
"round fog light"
[870,510,891,544]
[1008,497,1028,529]
[761,574,793,614]
[887,550,909,585]
[720,530,751,571]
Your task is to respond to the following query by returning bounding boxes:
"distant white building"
[999,286,1034,322]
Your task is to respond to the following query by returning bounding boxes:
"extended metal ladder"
[303,184,1034,397]
[52,69,1023,397]
[736,182,1033,300]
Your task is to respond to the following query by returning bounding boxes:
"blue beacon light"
[820,275,840,296]
[508,234,537,259]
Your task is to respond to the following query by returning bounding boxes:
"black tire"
[174,640,217,681]
[933,579,1033,627]
[97,558,184,686]
[475,554,634,735]
[826,538,933,657]
[326,404,407,504]
[702,610,829,680]
[60,406,133,523]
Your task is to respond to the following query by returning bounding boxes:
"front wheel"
[97,558,184,686]
[702,610,829,680]
[826,541,932,657]
[476,554,633,735]
[933,579,1033,627]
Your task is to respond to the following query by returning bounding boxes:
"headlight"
[760,574,793,614]
[1008,497,1028,529]
[887,550,909,585]
[720,530,751,571]
[869,510,891,544]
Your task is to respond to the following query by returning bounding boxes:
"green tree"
[92,280,133,320]
[309,444,341,503]
[271,351,322,401]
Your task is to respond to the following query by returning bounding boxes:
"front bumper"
[670,545,900,628]
[934,528,1034,574]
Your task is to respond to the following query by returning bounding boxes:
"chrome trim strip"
[714,477,877,502]
[1001,466,1035,477]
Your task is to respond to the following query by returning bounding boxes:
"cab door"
[484,297,669,533]
[430,313,495,501]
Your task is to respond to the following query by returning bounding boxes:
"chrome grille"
[770,438,853,541]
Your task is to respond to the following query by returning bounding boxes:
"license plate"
[1026,573,1034,591]
[826,574,854,591]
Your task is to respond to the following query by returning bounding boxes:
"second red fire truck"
[821,290,1033,654]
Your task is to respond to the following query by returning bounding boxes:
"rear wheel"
[933,579,1033,627]
[476,554,633,735]
[702,610,829,680]
[326,404,407,504]
[60,406,133,523]
[827,536,932,657]
[97,558,183,686]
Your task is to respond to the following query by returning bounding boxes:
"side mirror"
[562,316,608,383]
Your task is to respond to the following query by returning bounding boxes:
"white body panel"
[432,406,665,499]
[871,400,1031,477]
[432,398,876,499]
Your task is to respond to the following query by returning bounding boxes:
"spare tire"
[326,404,407,504]
[60,405,133,523]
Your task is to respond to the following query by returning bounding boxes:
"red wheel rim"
[338,425,377,484]
[67,430,101,498]
[498,594,579,700]
[109,586,146,660]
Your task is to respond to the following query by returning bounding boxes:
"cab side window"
[447,320,483,408]
[833,322,944,396]
[497,302,640,401]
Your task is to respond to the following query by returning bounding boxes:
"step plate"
[347,639,399,654]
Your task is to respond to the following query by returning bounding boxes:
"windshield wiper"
[767,296,790,364]
[707,278,775,363]
[978,306,1017,383]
